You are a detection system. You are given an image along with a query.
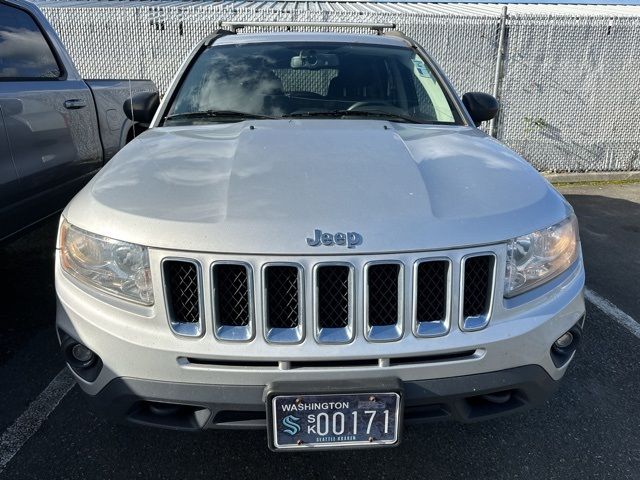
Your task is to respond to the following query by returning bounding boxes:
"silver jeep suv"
[55,23,585,451]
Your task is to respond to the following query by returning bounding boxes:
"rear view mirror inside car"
[291,50,339,69]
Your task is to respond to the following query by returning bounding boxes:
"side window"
[0,3,61,79]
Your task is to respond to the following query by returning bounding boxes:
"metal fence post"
[489,6,508,138]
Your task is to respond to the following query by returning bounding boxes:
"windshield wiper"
[287,109,425,124]
[165,110,275,121]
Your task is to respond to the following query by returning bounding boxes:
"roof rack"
[219,21,396,35]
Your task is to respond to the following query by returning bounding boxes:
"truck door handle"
[64,99,87,110]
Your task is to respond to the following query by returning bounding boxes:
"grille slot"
[290,358,378,369]
[461,255,495,331]
[389,350,477,366]
[164,260,202,336]
[414,260,449,337]
[416,261,448,322]
[367,264,401,327]
[264,265,301,330]
[212,264,250,327]
[182,357,279,368]
[316,265,351,329]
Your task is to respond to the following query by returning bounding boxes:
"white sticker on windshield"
[412,59,431,79]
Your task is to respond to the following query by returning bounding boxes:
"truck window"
[0,3,61,79]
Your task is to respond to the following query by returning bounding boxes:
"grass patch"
[551,179,640,188]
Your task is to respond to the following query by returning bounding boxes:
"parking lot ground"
[560,183,640,320]
[0,183,639,479]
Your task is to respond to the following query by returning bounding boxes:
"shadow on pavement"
[0,217,59,364]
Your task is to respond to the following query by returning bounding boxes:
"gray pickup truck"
[0,0,156,242]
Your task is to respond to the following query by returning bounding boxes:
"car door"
[0,1,102,204]
[0,106,20,209]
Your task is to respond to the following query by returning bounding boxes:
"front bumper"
[84,365,559,430]
[55,246,585,430]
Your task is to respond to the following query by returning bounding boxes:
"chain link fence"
[38,2,640,172]
[499,15,640,172]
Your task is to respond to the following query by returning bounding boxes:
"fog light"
[550,321,583,368]
[71,343,95,366]
[60,332,103,382]
[554,332,574,349]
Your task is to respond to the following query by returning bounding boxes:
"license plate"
[270,392,401,450]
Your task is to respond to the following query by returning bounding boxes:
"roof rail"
[219,21,396,35]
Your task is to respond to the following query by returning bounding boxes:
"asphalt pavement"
[0,183,638,480]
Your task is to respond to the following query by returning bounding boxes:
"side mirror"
[462,92,499,127]
[123,91,159,124]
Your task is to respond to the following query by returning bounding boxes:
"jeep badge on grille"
[306,229,363,249]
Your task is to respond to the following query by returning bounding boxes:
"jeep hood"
[66,120,570,254]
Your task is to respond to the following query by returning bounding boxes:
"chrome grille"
[316,265,350,329]
[161,246,499,344]
[212,264,250,327]
[264,265,300,329]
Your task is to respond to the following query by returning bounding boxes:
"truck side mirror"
[123,91,159,125]
[462,92,499,127]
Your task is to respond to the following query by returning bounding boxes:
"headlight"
[59,220,154,305]
[504,215,579,297]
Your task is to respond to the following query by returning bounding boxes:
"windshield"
[164,42,463,126]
